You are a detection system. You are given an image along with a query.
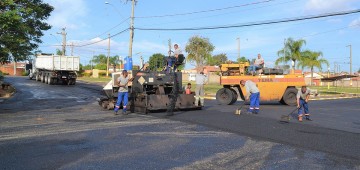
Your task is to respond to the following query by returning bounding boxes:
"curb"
[203,95,360,101]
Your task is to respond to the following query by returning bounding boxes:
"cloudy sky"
[40,0,360,72]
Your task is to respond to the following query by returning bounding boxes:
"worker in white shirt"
[195,72,207,107]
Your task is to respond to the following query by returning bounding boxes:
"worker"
[247,54,264,76]
[173,44,185,71]
[185,83,192,94]
[297,86,312,122]
[240,80,260,114]
[195,72,207,107]
[114,70,133,115]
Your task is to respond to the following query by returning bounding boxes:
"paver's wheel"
[229,88,238,105]
[282,87,298,106]
[216,88,235,105]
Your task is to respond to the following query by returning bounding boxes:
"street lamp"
[105,1,125,18]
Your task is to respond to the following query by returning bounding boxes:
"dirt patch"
[0,83,15,98]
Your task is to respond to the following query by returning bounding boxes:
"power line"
[90,17,130,40]
[75,28,129,47]
[135,0,274,18]
[136,9,360,31]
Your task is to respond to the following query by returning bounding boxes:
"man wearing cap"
[195,71,208,107]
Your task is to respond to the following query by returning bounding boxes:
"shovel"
[235,101,246,115]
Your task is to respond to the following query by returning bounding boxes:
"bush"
[21,71,28,76]
[98,72,107,77]
[81,72,92,77]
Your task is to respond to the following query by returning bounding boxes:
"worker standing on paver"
[195,72,207,107]
[297,86,312,122]
[240,80,260,114]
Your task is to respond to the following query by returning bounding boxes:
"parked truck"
[27,54,80,85]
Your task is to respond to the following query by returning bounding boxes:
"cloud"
[304,0,357,12]
[45,0,88,29]
[349,17,360,27]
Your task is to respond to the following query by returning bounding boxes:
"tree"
[275,38,306,71]
[185,36,215,72]
[91,54,120,70]
[297,50,329,85]
[207,53,227,66]
[237,56,249,63]
[148,53,165,71]
[0,0,53,64]
[56,49,63,56]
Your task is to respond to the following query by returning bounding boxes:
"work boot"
[254,109,259,114]
[298,116,303,122]
[122,109,128,115]
[114,107,119,115]
[305,116,312,121]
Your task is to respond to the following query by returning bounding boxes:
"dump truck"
[27,54,80,85]
[216,62,305,106]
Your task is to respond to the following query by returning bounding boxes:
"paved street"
[0,76,359,169]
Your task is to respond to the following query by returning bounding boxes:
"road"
[0,76,359,169]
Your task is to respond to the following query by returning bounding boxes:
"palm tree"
[297,50,329,85]
[276,38,307,72]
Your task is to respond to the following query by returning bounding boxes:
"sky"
[39,0,360,73]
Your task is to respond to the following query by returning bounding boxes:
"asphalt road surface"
[0,76,359,169]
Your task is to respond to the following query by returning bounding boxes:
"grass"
[183,81,222,94]
[77,76,111,83]
[309,86,360,94]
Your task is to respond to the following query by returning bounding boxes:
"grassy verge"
[77,76,111,83]
[183,81,222,94]
[309,86,360,94]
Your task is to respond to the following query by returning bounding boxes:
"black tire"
[49,78,54,85]
[45,75,49,84]
[35,74,39,81]
[71,79,76,85]
[229,88,238,105]
[216,88,235,105]
[282,88,298,106]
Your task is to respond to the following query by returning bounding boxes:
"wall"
[0,64,24,76]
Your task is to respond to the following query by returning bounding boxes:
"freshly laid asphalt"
[1,77,359,169]
[154,98,360,160]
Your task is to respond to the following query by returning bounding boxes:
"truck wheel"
[35,74,39,81]
[282,88,298,106]
[48,77,54,85]
[229,88,238,105]
[216,88,235,105]
[71,79,76,85]
[45,75,49,84]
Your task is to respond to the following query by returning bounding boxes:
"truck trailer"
[28,54,80,85]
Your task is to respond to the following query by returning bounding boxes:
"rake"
[280,108,298,123]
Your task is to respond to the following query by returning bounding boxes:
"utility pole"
[237,37,240,59]
[347,45,352,86]
[283,38,286,65]
[57,28,67,56]
[71,42,74,56]
[107,33,110,77]
[128,0,135,59]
